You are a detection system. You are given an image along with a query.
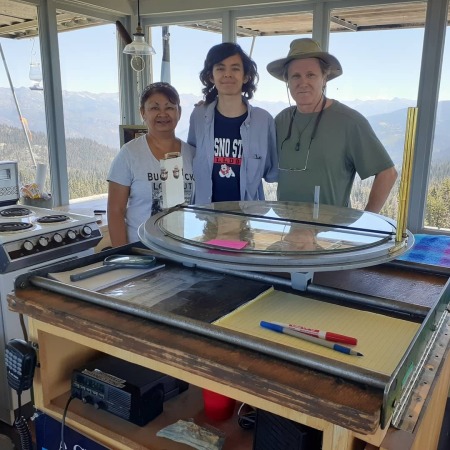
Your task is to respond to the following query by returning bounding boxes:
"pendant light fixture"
[123,0,156,56]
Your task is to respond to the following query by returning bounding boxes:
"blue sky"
[1,23,449,102]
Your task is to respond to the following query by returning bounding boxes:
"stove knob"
[38,236,49,247]
[81,225,92,238]
[66,229,77,240]
[53,233,63,244]
[22,240,34,252]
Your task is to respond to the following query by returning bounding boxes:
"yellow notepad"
[214,287,420,376]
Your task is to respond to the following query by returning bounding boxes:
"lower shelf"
[45,385,254,449]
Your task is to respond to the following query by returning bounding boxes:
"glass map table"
[139,201,413,276]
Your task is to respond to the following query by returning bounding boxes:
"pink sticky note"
[206,239,248,250]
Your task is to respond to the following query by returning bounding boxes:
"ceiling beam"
[53,0,132,16]
[330,15,357,31]
[0,12,107,38]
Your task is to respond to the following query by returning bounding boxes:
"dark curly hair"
[199,42,259,104]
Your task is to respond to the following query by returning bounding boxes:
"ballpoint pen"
[269,321,357,345]
[260,321,363,356]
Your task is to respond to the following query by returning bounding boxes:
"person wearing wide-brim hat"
[267,38,397,214]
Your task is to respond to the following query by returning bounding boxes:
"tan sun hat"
[267,38,343,82]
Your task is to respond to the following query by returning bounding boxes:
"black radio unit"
[71,355,189,426]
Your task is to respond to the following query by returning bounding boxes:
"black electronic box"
[253,409,322,450]
[71,355,189,426]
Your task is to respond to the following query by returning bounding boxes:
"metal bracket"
[31,341,40,368]
[291,272,314,291]
[391,311,450,431]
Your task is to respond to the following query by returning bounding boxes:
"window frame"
[33,0,449,235]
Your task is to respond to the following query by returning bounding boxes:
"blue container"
[35,411,108,450]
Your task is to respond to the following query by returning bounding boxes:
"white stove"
[0,205,102,273]
[0,204,102,424]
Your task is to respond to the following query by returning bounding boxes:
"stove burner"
[0,207,32,218]
[36,214,70,224]
[0,222,34,233]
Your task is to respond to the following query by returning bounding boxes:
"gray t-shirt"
[275,100,394,207]
[107,135,195,243]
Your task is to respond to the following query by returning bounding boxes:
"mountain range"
[0,87,449,167]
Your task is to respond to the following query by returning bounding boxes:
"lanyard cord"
[285,95,327,144]
[308,95,327,144]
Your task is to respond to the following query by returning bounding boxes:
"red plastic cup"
[202,389,236,421]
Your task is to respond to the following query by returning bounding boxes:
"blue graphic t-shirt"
[212,108,247,202]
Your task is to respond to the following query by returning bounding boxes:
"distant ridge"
[0,87,448,166]
[0,87,120,149]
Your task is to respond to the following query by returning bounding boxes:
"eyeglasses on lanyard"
[278,96,327,172]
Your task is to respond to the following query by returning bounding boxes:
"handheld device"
[70,254,157,282]
[5,338,37,394]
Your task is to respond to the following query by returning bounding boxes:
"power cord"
[19,314,28,343]
[14,393,33,450]
[237,403,256,430]
[60,395,75,450]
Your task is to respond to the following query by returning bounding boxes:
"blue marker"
[260,321,363,357]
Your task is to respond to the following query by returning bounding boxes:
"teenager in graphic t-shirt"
[188,42,277,205]
[211,110,246,202]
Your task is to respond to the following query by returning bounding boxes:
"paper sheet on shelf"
[214,287,420,376]
[48,262,165,292]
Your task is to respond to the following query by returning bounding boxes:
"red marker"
[271,322,358,345]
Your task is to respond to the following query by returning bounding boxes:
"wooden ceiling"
[0,1,449,39]
[188,2,445,37]
[0,0,107,39]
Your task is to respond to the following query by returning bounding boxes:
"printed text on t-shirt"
[214,138,243,158]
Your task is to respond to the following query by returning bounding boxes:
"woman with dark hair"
[107,82,195,246]
[188,42,278,205]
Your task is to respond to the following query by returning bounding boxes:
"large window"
[0,31,49,196]
[237,12,313,108]
[149,21,306,143]
[4,0,445,223]
[426,23,450,231]
[58,23,119,200]
[237,13,313,200]
[150,25,222,141]
[329,3,426,220]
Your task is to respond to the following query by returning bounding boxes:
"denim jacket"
[187,97,278,205]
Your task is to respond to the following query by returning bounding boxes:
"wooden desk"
[8,266,450,450]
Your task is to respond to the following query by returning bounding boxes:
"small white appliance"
[0,161,19,205]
